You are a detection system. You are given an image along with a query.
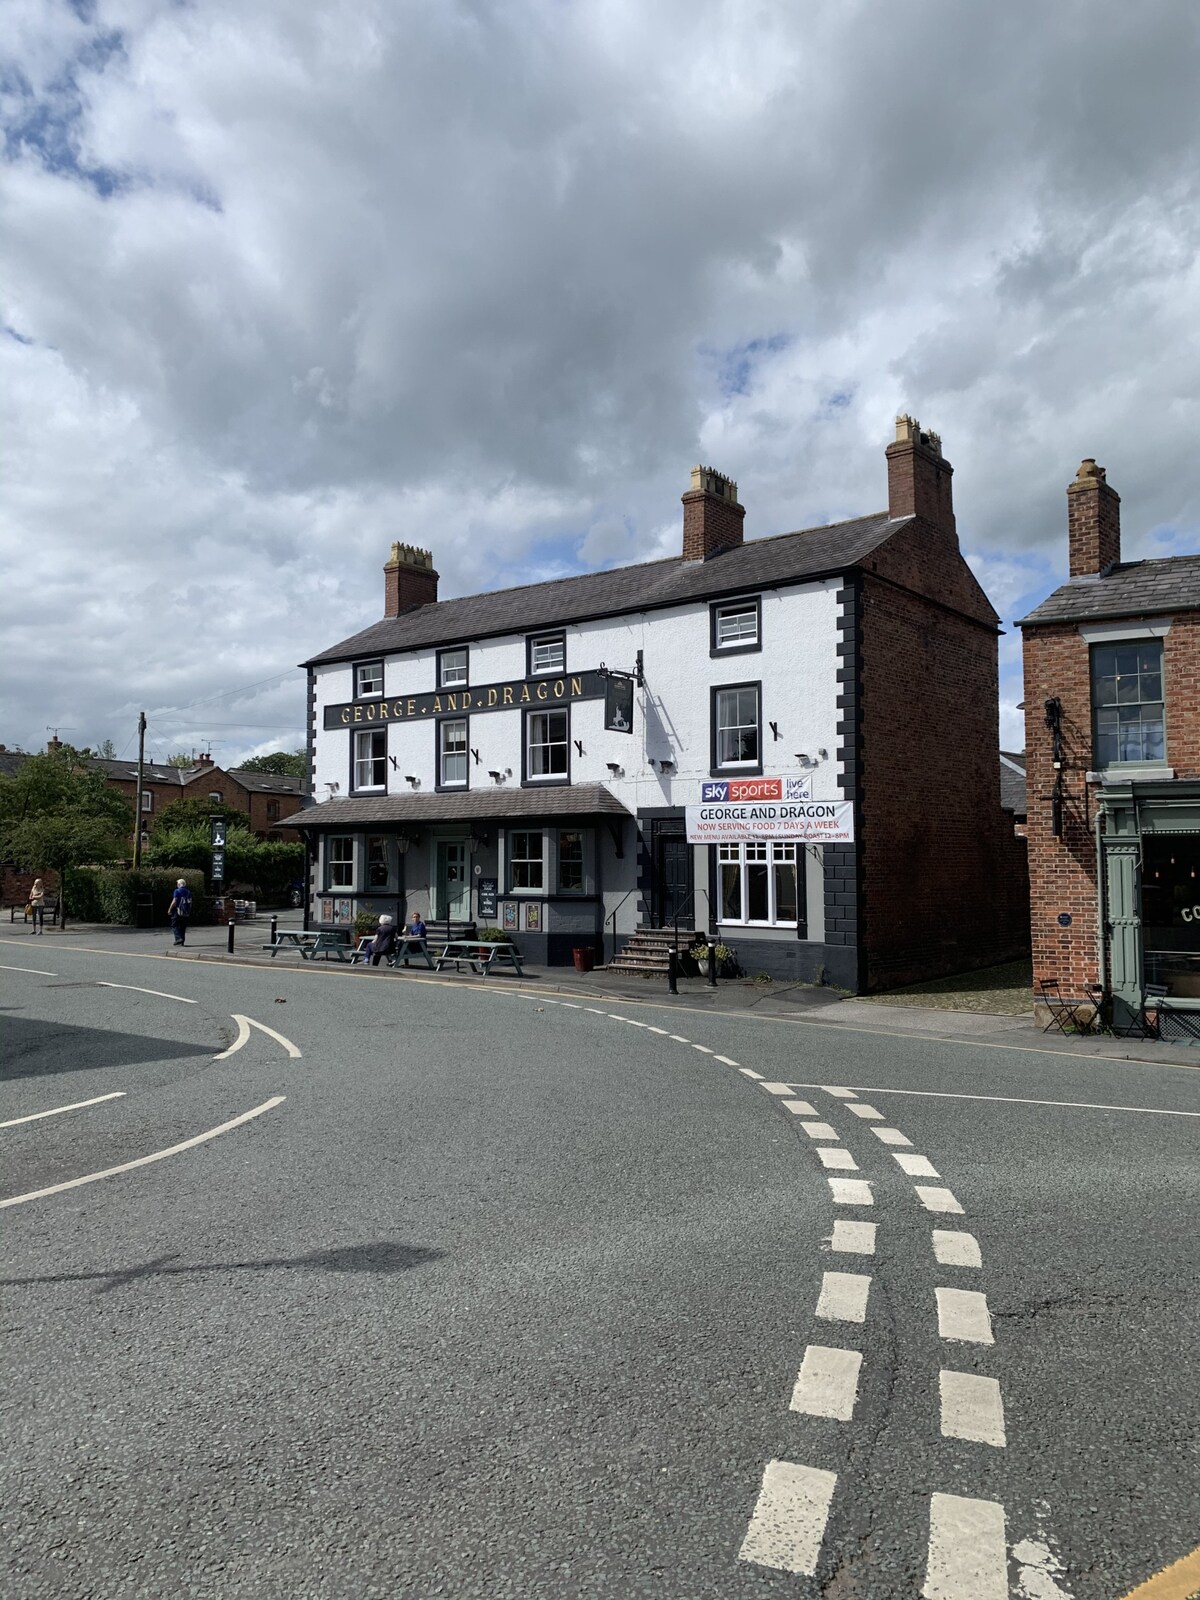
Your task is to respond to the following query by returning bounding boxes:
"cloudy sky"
[4,0,1199,766]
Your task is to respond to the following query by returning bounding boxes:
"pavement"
[2,923,1197,1598]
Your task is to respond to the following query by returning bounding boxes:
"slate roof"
[304,513,905,666]
[277,784,633,830]
[999,751,1026,817]
[0,750,27,778]
[83,758,304,793]
[1017,555,1200,627]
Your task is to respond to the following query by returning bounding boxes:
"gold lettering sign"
[340,708,351,725]
[445,693,456,712]
[379,700,389,718]
[365,702,376,721]
[503,686,513,705]
[536,682,548,700]
[323,669,609,731]
[432,696,442,713]
[553,678,565,698]
[570,676,582,695]
[520,685,531,702]
[486,688,498,707]
[462,690,473,709]
[406,699,415,716]
[353,705,363,722]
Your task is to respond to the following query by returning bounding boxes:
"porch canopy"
[277,783,633,832]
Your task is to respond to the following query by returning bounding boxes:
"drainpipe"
[1094,803,1108,996]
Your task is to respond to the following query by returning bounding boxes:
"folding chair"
[1140,982,1170,1040]
[1038,978,1094,1035]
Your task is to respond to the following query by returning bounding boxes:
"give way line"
[783,1083,1200,1120]
[215,1014,302,1060]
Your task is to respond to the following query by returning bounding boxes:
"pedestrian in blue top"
[167,879,193,946]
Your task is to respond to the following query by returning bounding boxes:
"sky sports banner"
[686,775,855,844]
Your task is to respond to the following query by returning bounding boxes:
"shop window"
[719,841,800,927]
[528,632,566,676]
[509,830,544,891]
[438,647,468,688]
[327,836,354,890]
[366,834,391,890]
[354,729,387,790]
[355,660,384,698]
[438,718,468,788]
[712,683,761,771]
[1141,836,1200,996]
[1092,641,1165,766]
[711,597,761,654]
[558,830,584,893]
[526,708,569,782]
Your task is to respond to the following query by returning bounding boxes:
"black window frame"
[435,713,470,792]
[527,631,567,678]
[710,680,763,776]
[709,595,762,658]
[355,659,384,698]
[436,645,469,690]
[350,726,388,793]
[522,704,571,787]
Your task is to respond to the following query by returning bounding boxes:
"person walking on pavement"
[167,878,193,946]
[29,877,46,934]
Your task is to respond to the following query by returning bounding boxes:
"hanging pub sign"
[604,674,634,734]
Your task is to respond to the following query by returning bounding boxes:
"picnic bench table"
[346,935,435,970]
[264,930,352,961]
[433,939,524,977]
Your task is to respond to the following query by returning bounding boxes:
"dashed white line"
[0,962,56,976]
[648,1026,670,1035]
[872,1126,912,1146]
[782,1099,819,1116]
[939,1371,1006,1447]
[738,1460,837,1576]
[585,1007,606,1015]
[739,1068,763,1079]
[692,1044,713,1054]
[761,1082,794,1095]
[790,1345,862,1420]
[924,1492,1008,1600]
[916,1185,965,1214]
[715,1055,739,1066]
[828,1219,877,1255]
[936,1287,994,1345]
[97,981,197,1004]
[817,1147,859,1170]
[828,1178,874,1205]
[822,1086,858,1098]
[815,1270,871,1323]
[895,1152,940,1177]
[800,1121,839,1141]
[932,1230,982,1268]
[789,1081,1200,1122]
[846,1103,885,1120]
[0,1091,126,1128]
[559,1002,581,1009]
[670,1034,691,1044]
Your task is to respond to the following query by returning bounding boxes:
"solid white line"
[823,1086,858,1098]
[846,1103,885,1120]
[872,1127,912,1146]
[932,1230,982,1268]
[924,1492,1008,1600]
[97,981,197,1005]
[801,1121,839,1141]
[895,1152,940,1177]
[815,1270,871,1323]
[939,1371,1006,1447]
[828,1220,876,1255]
[213,1015,251,1060]
[0,962,56,976]
[739,1068,763,1079]
[783,1099,819,1116]
[917,1186,964,1214]
[761,1081,794,1094]
[790,1345,862,1420]
[818,1147,858,1170]
[715,1055,739,1066]
[235,1013,302,1059]
[828,1178,874,1205]
[0,1091,126,1129]
[738,1460,837,1575]
[936,1287,994,1345]
[0,1096,286,1208]
[787,1081,1200,1121]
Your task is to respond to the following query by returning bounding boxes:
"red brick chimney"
[197,752,214,767]
[1067,458,1121,577]
[384,543,439,616]
[682,467,745,562]
[46,735,62,752]
[885,415,955,534]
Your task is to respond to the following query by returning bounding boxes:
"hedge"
[70,867,212,925]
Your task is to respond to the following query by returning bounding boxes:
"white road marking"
[936,1287,994,1345]
[782,1099,819,1116]
[828,1220,876,1255]
[761,1082,794,1094]
[917,1186,964,1214]
[932,1230,982,1268]
[97,981,197,1005]
[0,962,56,976]
[846,1103,885,1120]
[647,1026,670,1035]
[692,1044,713,1054]
[939,1371,1006,1447]
[872,1126,912,1146]
[0,1096,286,1208]
[800,1121,839,1140]
[822,1086,857,1098]
[895,1152,940,1177]
[790,1345,862,1420]
[739,1068,763,1079]
[737,1460,837,1576]
[817,1147,859,1170]
[715,1055,739,1066]
[815,1270,871,1323]
[559,1002,581,1008]
[670,1034,691,1044]
[0,1091,126,1128]
[214,1013,303,1061]
[828,1178,874,1205]
[585,1007,606,1015]
[788,1080,1200,1121]
[924,1492,1008,1600]
[214,1015,251,1059]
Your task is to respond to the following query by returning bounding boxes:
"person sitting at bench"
[407,911,427,940]
[360,914,397,967]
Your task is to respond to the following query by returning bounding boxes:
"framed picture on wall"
[502,901,518,932]
[524,901,542,932]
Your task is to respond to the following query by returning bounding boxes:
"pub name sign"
[324,671,608,730]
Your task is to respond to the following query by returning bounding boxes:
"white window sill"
[1087,767,1175,784]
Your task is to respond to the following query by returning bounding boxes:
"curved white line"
[213,1015,251,1060]
[0,1091,126,1129]
[241,1014,302,1059]
[0,1096,285,1208]
[97,981,196,1004]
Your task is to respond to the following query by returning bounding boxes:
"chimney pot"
[682,465,745,561]
[1067,458,1120,576]
[885,414,955,533]
[385,543,439,616]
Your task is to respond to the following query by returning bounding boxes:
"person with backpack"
[167,879,193,946]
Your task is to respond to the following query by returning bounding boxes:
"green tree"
[235,750,307,779]
[0,746,132,930]
[165,752,197,768]
[154,795,252,835]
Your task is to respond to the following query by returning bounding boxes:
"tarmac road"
[1,933,1197,1599]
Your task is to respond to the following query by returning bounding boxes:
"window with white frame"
[327,835,354,890]
[509,830,544,890]
[529,632,566,675]
[558,829,584,893]
[713,684,760,769]
[208,790,223,803]
[438,648,468,688]
[438,718,468,787]
[719,841,799,925]
[141,791,153,811]
[354,728,387,789]
[712,598,760,651]
[355,660,383,697]
[526,708,569,780]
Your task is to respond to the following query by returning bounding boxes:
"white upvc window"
[526,708,569,780]
[439,718,468,787]
[355,660,384,697]
[354,729,387,790]
[718,841,799,925]
[713,601,759,649]
[141,791,153,811]
[438,648,468,688]
[509,830,544,890]
[714,684,760,769]
[327,835,355,890]
[529,632,566,675]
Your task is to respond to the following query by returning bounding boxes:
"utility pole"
[133,712,147,868]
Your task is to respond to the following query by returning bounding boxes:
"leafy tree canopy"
[154,794,252,835]
[234,750,307,779]
[166,752,197,768]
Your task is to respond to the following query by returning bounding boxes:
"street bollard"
[270,914,278,947]
[227,919,235,954]
[707,932,718,988]
[667,946,678,995]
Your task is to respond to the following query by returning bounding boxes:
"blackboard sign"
[478,877,498,918]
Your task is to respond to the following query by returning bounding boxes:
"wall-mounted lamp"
[405,775,420,788]
[324,782,340,797]
[488,769,502,783]
[794,753,814,769]
[659,759,676,774]
[606,762,624,777]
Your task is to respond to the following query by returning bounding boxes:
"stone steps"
[605,926,698,976]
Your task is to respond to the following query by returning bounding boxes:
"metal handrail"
[607,885,640,966]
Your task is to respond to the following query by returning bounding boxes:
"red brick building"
[1020,459,1200,1028]
[86,753,306,838]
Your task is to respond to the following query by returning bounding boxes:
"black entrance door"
[652,822,693,929]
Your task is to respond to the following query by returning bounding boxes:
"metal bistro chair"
[1137,982,1200,1043]
[1038,978,1105,1036]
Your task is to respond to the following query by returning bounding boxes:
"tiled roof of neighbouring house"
[1017,555,1200,627]
[1000,751,1027,817]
